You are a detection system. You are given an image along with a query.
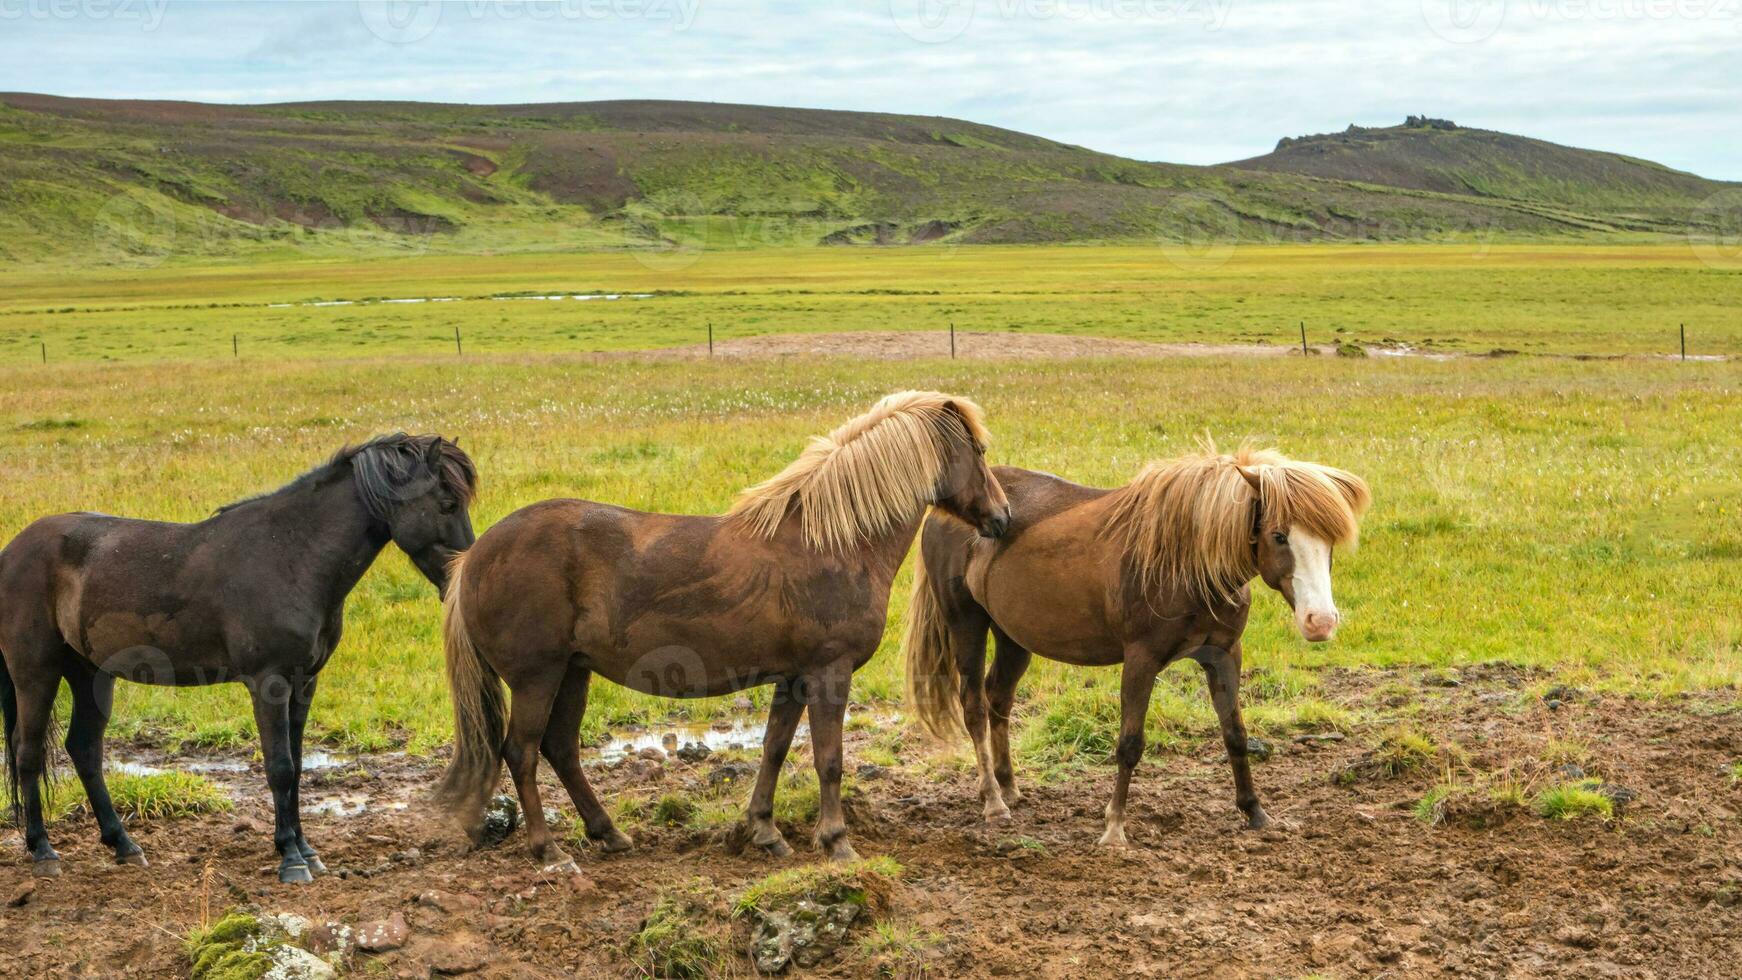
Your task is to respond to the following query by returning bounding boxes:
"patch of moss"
[629,889,727,979]
[184,911,277,980]
[735,856,903,918]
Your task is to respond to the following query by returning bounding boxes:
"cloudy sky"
[1,0,1736,178]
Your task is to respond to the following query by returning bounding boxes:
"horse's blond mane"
[728,391,990,552]
[1104,444,1371,605]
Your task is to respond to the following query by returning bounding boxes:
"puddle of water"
[186,759,251,774]
[112,759,167,777]
[597,716,775,763]
[592,709,894,763]
[308,795,369,818]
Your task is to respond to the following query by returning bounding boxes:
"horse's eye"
[439,500,459,515]
[1271,531,1288,545]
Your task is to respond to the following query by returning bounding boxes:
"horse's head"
[1240,461,1369,643]
[931,402,1011,540]
[352,435,478,594]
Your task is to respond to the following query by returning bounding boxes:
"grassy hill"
[0,95,1730,265]
[1229,116,1731,231]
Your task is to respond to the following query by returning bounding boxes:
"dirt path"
[639,330,1729,363]
[3,669,1739,978]
[645,330,1306,361]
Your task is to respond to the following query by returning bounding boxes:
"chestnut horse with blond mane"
[904,446,1369,845]
[437,392,1009,868]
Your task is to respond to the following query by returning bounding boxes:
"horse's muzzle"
[979,509,1011,539]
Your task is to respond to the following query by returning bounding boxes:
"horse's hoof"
[33,857,62,878]
[117,851,149,867]
[279,862,314,884]
[1243,807,1272,831]
[826,842,861,863]
[1001,789,1024,808]
[303,853,328,875]
[983,806,1013,826]
[1097,828,1129,849]
[597,829,634,854]
[541,858,581,876]
[755,836,793,859]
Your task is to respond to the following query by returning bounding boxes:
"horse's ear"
[422,437,444,471]
[1235,465,1263,493]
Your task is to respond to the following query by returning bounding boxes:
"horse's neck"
[223,472,389,604]
[773,505,924,587]
[861,510,929,585]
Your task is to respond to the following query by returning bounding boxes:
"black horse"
[0,434,476,883]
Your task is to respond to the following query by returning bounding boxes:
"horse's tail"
[432,552,506,834]
[902,528,966,741]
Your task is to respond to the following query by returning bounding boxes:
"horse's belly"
[992,612,1124,667]
[975,551,1122,667]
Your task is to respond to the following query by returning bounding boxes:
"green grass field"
[3,306,1737,758]
[2,243,1738,364]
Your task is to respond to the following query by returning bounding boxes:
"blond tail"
[901,534,966,741]
[431,552,506,835]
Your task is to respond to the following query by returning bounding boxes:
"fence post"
[1300,320,1308,356]
[1681,323,1686,361]
[950,322,956,359]
[40,341,46,364]
[708,322,714,356]
[233,334,238,359]
[454,325,462,356]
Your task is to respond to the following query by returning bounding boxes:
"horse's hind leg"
[1198,642,1269,831]
[1101,647,1163,848]
[501,661,572,871]
[62,659,144,866]
[746,682,804,858]
[986,628,1031,809]
[540,661,631,853]
[949,611,1006,823]
[9,663,63,875]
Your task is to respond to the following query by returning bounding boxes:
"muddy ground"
[3,668,1739,978]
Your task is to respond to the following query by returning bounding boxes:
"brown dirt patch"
[648,330,1301,361]
[3,670,1739,977]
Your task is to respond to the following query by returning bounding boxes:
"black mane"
[216,433,478,518]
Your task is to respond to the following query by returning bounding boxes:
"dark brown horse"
[0,434,477,882]
[904,445,1369,844]
[436,392,1009,869]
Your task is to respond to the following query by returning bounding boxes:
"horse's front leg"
[805,661,858,862]
[64,662,145,866]
[250,675,311,883]
[1100,647,1162,848]
[745,687,804,858]
[287,673,326,874]
[1197,642,1270,830]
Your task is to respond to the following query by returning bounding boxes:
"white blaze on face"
[1288,527,1339,642]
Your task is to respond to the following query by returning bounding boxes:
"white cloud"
[0,0,1734,178]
